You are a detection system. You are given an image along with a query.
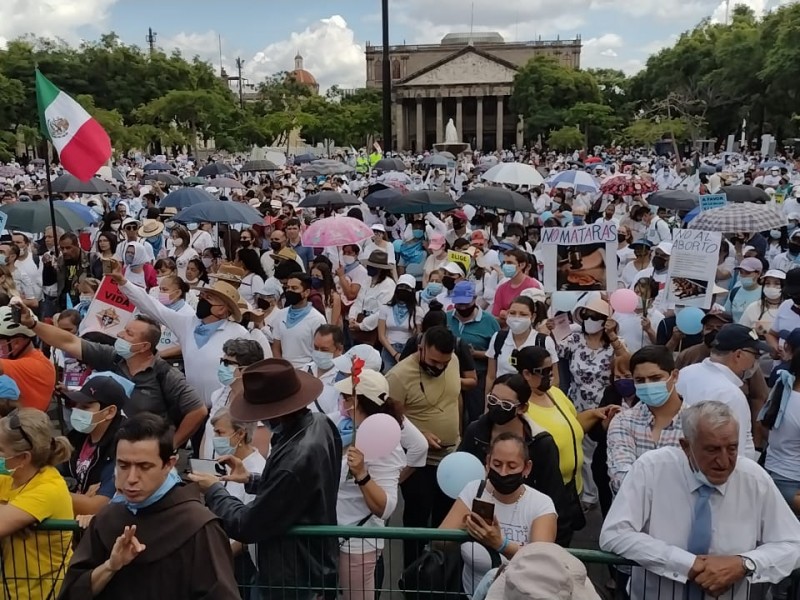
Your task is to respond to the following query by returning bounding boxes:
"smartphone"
[472,498,495,524]
[9,305,21,325]
[189,459,226,477]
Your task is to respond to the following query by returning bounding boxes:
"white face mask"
[172,238,184,248]
[583,318,605,335]
[506,316,532,335]
[764,286,782,300]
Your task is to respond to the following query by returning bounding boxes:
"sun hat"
[274,247,299,263]
[572,297,611,324]
[195,280,243,321]
[334,369,390,406]
[397,274,416,289]
[365,250,392,270]
[209,263,245,285]
[137,219,164,239]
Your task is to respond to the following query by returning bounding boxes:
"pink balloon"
[355,414,402,460]
[609,289,639,314]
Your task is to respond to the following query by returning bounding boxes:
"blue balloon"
[676,307,704,335]
[436,452,486,499]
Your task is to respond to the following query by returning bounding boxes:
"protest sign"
[79,276,135,337]
[666,229,722,309]
[538,223,618,292]
[699,193,727,211]
[447,249,472,277]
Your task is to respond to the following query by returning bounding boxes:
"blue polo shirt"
[446,308,500,359]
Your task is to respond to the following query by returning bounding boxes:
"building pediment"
[398,46,518,87]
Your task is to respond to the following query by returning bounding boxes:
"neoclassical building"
[365,32,582,153]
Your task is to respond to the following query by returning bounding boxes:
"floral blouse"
[559,332,615,412]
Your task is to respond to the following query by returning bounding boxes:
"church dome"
[288,53,319,93]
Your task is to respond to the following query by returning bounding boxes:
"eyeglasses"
[220,358,240,367]
[486,394,518,411]
[741,349,760,357]
[8,410,33,449]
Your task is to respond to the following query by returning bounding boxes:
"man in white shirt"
[272,272,327,368]
[676,324,768,460]
[642,207,672,245]
[11,232,42,301]
[601,401,800,600]
[303,324,345,421]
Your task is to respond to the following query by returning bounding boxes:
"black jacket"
[60,413,126,497]
[205,410,342,597]
[459,414,574,546]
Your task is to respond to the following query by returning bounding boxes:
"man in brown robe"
[58,413,239,600]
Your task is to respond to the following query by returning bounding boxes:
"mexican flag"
[35,70,112,182]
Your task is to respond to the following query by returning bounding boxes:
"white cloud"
[0,0,117,46]
[581,33,644,73]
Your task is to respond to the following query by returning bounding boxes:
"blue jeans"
[381,342,406,373]
[768,471,800,512]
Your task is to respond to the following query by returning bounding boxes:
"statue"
[445,118,459,144]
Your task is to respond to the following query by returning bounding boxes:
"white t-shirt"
[486,329,558,379]
[378,304,424,346]
[740,301,779,335]
[169,248,199,280]
[771,300,800,338]
[458,480,556,595]
[238,272,264,307]
[765,390,800,481]
[273,306,328,368]
[615,309,665,353]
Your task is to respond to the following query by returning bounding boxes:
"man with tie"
[600,401,800,600]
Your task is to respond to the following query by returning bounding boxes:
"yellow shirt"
[0,466,74,600]
[526,387,584,492]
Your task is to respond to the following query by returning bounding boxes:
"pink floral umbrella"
[301,215,373,247]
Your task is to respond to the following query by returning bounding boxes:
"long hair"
[312,261,336,307]
[387,283,419,331]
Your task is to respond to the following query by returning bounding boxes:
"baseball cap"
[442,262,464,276]
[790,230,800,241]
[451,280,476,304]
[334,369,390,406]
[332,345,382,374]
[655,241,673,256]
[428,233,446,251]
[452,209,468,221]
[470,230,487,242]
[397,274,416,289]
[0,375,20,401]
[629,239,653,250]
[785,268,800,296]
[711,324,770,354]
[780,329,800,350]
[734,257,763,273]
[761,269,786,281]
[64,376,128,409]
[701,311,733,325]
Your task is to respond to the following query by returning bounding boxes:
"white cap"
[763,269,787,281]
[397,274,416,289]
[121,216,140,228]
[442,262,463,276]
[656,241,673,256]
[371,223,386,232]
[334,369,390,406]
[332,345,382,374]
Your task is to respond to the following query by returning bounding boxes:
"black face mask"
[652,256,668,271]
[703,330,717,348]
[395,289,415,304]
[618,235,627,243]
[442,276,456,291]
[488,468,525,495]
[452,219,464,230]
[257,298,271,310]
[455,304,475,318]
[270,241,282,252]
[195,298,213,320]
[366,266,381,278]
[284,290,303,307]
[240,240,251,248]
[537,370,553,392]
[487,404,517,426]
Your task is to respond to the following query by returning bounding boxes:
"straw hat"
[195,280,243,321]
[573,297,610,324]
[209,263,245,286]
[138,219,164,239]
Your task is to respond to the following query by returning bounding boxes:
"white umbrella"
[481,162,544,187]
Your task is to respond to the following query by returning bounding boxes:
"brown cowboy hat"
[138,219,164,239]
[209,263,245,286]
[364,249,392,270]
[229,358,323,422]
[195,280,243,321]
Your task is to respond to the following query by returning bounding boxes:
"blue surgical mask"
[426,282,443,296]
[70,407,98,434]
[114,338,136,359]
[0,456,15,476]
[312,350,335,371]
[413,229,425,240]
[739,277,756,289]
[217,363,236,387]
[634,381,671,407]
[338,416,354,447]
[771,230,782,240]
[212,435,237,457]
[501,264,517,279]
[0,255,7,266]
[111,469,182,514]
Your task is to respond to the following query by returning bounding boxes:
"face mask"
[455,304,475,318]
[172,238,184,248]
[270,241,282,252]
[618,234,627,243]
[217,363,236,386]
[342,255,356,266]
[420,352,446,377]
[488,468,525,495]
[764,286,782,300]
[80,294,93,303]
[0,456,16,476]
[310,276,324,289]
[771,230,782,240]
[426,282,443,296]
[536,370,552,392]
[240,239,251,248]
[158,292,174,306]
[312,350,335,371]
[689,449,716,488]
[366,266,381,278]
[195,298,213,320]
[583,318,605,335]
[789,243,800,256]
[502,264,518,279]
[284,290,303,306]
[614,378,636,398]
[413,229,425,240]
[202,257,213,269]
[114,337,139,359]
[442,276,456,291]
[337,416,354,447]
[212,435,237,457]
[739,277,757,289]
[70,407,99,434]
[395,289,415,304]
[0,256,7,267]
[487,403,517,426]
[635,381,671,407]
[506,316,531,335]
[187,223,199,231]
[652,256,668,271]
[703,330,717,347]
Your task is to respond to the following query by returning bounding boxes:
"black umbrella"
[143,162,172,172]
[298,191,360,209]
[197,162,234,178]
[460,187,534,213]
[383,191,457,214]
[174,201,263,225]
[240,159,279,173]
[374,158,407,172]
[647,190,698,211]
[421,155,450,168]
[294,153,317,164]
[721,185,771,204]
[364,188,402,208]
[145,173,182,186]
[0,201,88,233]
[160,187,219,210]
[51,174,116,195]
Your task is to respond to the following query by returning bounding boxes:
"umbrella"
[600,174,657,196]
[0,166,24,178]
[298,191,360,209]
[377,172,412,193]
[197,163,234,178]
[51,200,100,225]
[174,201,263,226]
[145,173,182,186]
[240,159,279,173]
[51,174,116,195]
[585,157,602,164]
[422,155,450,168]
[381,190,457,214]
[374,158,407,172]
[546,170,599,194]
[183,176,206,185]
[460,187,534,213]
[143,162,172,172]
[301,216,373,247]
[482,162,545,187]
[647,190,698,211]
[294,153,317,164]
[0,201,88,232]
[364,188,403,207]
[96,166,125,183]
[759,160,788,170]
[160,187,219,210]
[698,163,717,175]
[688,202,786,232]
[720,185,771,204]
[210,177,245,190]
[301,160,354,177]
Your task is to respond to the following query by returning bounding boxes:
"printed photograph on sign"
[538,224,619,292]
[666,229,723,309]
[79,276,135,337]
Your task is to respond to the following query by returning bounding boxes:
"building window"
[392,59,401,80]
[374,60,382,82]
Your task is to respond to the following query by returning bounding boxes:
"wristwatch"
[739,555,756,577]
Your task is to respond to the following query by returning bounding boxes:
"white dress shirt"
[600,446,800,600]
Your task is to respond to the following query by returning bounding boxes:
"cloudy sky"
[0,0,795,92]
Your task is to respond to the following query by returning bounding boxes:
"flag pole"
[43,142,60,258]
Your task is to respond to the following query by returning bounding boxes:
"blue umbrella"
[143,162,172,172]
[174,201,263,225]
[160,187,218,210]
[52,201,99,225]
[683,206,700,224]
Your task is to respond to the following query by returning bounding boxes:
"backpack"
[493,329,546,359]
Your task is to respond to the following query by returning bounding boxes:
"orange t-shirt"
[1,351,56,412]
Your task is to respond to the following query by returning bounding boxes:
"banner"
[699,193,727,211]
[79,276,135,337]
[538,223,618,292]
[666,229,722,309]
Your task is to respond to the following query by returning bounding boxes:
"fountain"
[433,118,470,156]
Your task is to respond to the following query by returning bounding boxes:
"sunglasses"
[8,410,33,449]
[486,394,518,411]
[220,358,240,367]
[530,366,553,377]
[124,225,138,231]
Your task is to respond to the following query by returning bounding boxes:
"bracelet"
[355,473,371,486]
[496,537,509,553]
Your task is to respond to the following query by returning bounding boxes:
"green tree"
[547,126,585,151]
[565,102,620,148]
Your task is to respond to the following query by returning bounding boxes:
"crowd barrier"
[1,520,796,599]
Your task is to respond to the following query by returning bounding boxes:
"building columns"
[456,97,463,142]
[435,97,444,144]
[476,97,484,151]
[496,96,504,151]
[395,101,405,151]
[415,98,424,154]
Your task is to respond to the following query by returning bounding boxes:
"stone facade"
[365,34,582,152]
